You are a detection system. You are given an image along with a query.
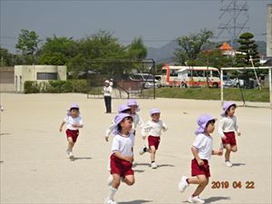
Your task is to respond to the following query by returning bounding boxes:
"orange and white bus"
[161,64,221,88]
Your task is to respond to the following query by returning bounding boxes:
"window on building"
[37,73,58,80]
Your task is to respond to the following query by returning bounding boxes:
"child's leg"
[231,145,237,152]
[123,174,135,186]
[149,146,156,162]
[67,137,75,152]
[111,174,121,189]
[224,144,232,161]
[190,175,209,197]
[106,174,120,202]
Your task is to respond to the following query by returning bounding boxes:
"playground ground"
[0,93,271,204]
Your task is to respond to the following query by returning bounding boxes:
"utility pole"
[217,0,250,48]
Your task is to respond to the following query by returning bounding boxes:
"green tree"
[16,29,41,64]
[127,37,147,60]
[235,32,261,80]
[235,32,259,67]
[77,30,128,76]
[174,29,213,65]
[38,35,77,65]
[197,49,233,68]
[0,47,13,66]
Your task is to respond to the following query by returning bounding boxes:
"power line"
[1,0,271,1]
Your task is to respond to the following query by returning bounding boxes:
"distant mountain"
[147,40,267,64]
[147,40,179,64]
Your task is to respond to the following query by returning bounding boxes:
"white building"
[14,65,67,93]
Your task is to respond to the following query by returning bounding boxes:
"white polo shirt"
[111,132,134,157]
[64,115,83,130]
[142,119,168,137]
[218,115,239,137]
[103,86,112,97]
[192,133,213,160]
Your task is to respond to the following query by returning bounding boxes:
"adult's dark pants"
[104,96,112,113]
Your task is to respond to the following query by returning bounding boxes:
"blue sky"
[0,0,271,53]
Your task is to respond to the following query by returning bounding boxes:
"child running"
[139,108,168,169]
[105,104,131,142]
[178,114,222,203]
[105,113,135,204]
[218,101,241,167]
[59,103,83,160]
[126,99,144,136]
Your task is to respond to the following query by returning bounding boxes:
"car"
[129,73,159,89]
[223,80,234,88]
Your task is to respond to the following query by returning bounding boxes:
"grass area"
[155,87,270,102]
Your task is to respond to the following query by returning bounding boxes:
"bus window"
[212,71,220,77]
[162,69,167,75]
[170,69,178,77]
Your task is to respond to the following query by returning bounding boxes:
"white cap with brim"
[221,101,236,116]
[149,108,161,116]
[118,104,131,113]
[69,103,79,110]
[195,114,216,135]
[114,113,133,126]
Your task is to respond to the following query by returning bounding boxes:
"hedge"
[24,80,88,94]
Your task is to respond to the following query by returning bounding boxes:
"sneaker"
[104,197,117,204]
[178,176,189,192]
[107,175,113,186]
[225,161,232,167]
[151,162,157,169]
[68,151,74,160]
[139,145,148,155]
[188,196,205,203]
[66,150,70,158]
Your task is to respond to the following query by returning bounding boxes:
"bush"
[24,81,40,94]
[24,80,88,94]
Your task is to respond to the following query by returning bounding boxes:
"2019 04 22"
[211,181,255,189]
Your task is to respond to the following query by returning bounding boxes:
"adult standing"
[102,80,112,113]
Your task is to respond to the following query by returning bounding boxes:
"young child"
[59,103,84,159]
[178,114,222,204]
[218,101,241,167]
[105,113,135,204]
[105,104,131,142]
[139,108,168,169]
[126,99,144,136]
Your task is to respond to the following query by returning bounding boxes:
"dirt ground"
[0,93,271,204]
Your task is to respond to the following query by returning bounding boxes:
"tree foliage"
[38,36,77,65]
[174,29,213,65]
[235,32,259,67]
[16,29,41,64]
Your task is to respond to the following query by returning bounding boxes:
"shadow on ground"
[119,199,153,204]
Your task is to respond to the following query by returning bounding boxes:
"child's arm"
[72,124,83,128]
[105,121,115,142]
[59,121,65,132]
[113,151,134,163]
[191,146,204,166]
[141,121,150,140]
[72,117,84,129]
[212,149,223,156]
[234,116,241,136]
[218,119,226,140]
[162,121,168,132]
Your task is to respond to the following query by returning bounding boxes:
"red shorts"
[191,158,210,178]
[110,154,134,177]
[148,136,160,150]
[66,129,79,143]
[222,132,236,146]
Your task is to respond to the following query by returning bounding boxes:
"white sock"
[108,186,117,200]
